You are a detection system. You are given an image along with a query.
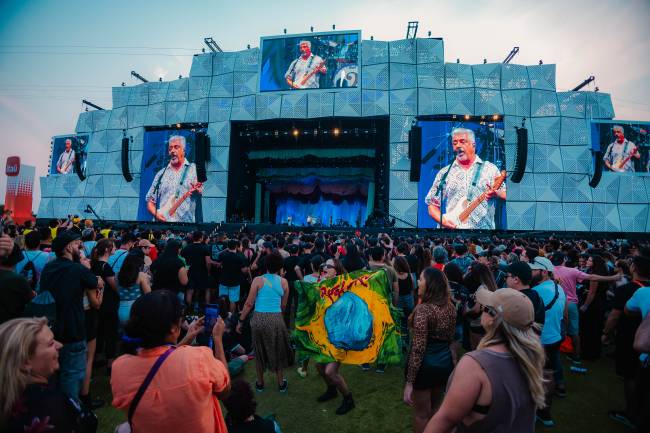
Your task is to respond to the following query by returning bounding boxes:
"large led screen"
[50,134,88,176]
[591,121,649,174]
[138,127,206,223]
[260,31,360,92]
[417,119,507,229]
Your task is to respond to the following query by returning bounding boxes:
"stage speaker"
[121,137,133,182]
[195,132,208,183]
[510,126,528,183]
[408,125,422,182]
[73,137,86,181]
[589,151,603,188]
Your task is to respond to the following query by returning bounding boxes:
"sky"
[1,0,649,212]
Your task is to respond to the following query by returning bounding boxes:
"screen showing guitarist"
[285,40,327,89]
[603,125,640,173]
[145,135,202,223]
[424,128,506,229]
[56,138,76,174]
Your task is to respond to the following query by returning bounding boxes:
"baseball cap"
[504,261,532,284]
[475,287,534,329]
[528,256,555,272]
[52,230,81,254]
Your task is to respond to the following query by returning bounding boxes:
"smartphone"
[204,304,220,335]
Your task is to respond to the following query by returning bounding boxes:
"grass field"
[93,347,632,433]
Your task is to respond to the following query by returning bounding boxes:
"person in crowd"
[603,255,650,429]
[394,256,416,350]
[529,256,566,427]
[403,268,456,433]
[463,263,499,350]
[117,254,151,326]
[108,233,136,275]
[217,239,249,313]
[236,251,294,392]
[81,228,96,258]
[282,244,301,327]
[580,254,611,361]
[0,317,86,432]
[552,250,621,368]
[341,240,366,272]
[150,239,188,299]
[443,262,466,362]
[111,290,230,432]
[503,261,545,326]
[423,287,545,433]
[136,238,154,274]
[182,231,216,310]
[39,230,103,403]
[223,380,283,433]
[303,255,325,283]
[0,238,34,324]
[15,230,48,292]
[450,243,473,274]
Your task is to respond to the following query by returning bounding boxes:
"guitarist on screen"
[56,138,76,174]
[285,40,327,89]
[424,128,506,230]
[146,135,203,223]
[603,125,639,173]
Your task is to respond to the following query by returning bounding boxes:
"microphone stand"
[84,205,106,227]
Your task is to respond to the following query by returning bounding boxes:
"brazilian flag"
[294,269,402,365]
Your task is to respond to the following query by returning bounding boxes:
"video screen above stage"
[591,121,649,174]
[260,31,360,92]
[50,134,88,176]
[416,118,507,230]
[138,126,206,223]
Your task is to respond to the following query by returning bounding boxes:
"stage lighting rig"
[406,21,419,39]
[503,46,519,64]
[131,71,149,83]
[572,75,595,91]
[82,99,104,111]
[203,37,223,53]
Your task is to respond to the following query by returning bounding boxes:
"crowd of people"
[0,214,649,433]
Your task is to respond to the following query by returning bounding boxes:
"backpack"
[19,252,43,290]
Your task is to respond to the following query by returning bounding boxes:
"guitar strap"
[467,161,484,202]
[173,164,190,200]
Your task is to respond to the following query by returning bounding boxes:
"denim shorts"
[219,284,240,302]
[567,302,579,336]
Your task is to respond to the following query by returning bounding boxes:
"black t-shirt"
[91,260,117,312]
[218,250,245,286]
[40,257,98,343]
[613,280,648,345]
[182,243,210,279]
[297,253,314,275]
[6,383,82,433]
[0,269,33,324]
[283,255,301,282]
[520,288,546,326]
[406,254,418,274]
[151,256,185,293]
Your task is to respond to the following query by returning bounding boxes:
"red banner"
[4,161,34,225]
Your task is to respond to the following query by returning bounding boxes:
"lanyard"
[468,161,484,202]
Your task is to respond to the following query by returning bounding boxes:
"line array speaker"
[195,132,208,183]
[510,126,528,183]
[589,151,603,188]
[408,125,422,182]
[121,137,133,182]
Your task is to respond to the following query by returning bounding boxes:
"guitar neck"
[459,192,488,223]
[168,190,193,216]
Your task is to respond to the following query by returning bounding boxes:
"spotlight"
[464,114,470,120]
[492,114,499,121]
[452,114,457,119]
[292,128,299,138]
[332,127,341,137]
[176,123,181,128]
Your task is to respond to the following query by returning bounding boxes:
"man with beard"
[285,40,327,89]
[529,256,567,427]
[56,138,76,174]
[603,125,640,173]
[146,135,202,223]
[40,230,104,403]
[425,128,506,229]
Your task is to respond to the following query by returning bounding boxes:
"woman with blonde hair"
[0,317,83,432]
[424,288,545,433]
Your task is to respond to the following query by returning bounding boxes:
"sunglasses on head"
[482,305,498,318]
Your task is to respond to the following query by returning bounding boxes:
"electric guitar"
[443,171,507,229]
[157,182,203,221]
[288,60,326,88]
[613,145,638,170]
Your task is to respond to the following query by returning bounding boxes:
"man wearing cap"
[40,229,104,403]
[137,239,154,273]
[529,256,567,427]
[504,261,545,326]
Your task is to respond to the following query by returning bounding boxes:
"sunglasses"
[481,305,498,318]
[320,264,335,270]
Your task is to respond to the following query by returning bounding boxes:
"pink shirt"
[111,345,229,433]
[553,266,589,304]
